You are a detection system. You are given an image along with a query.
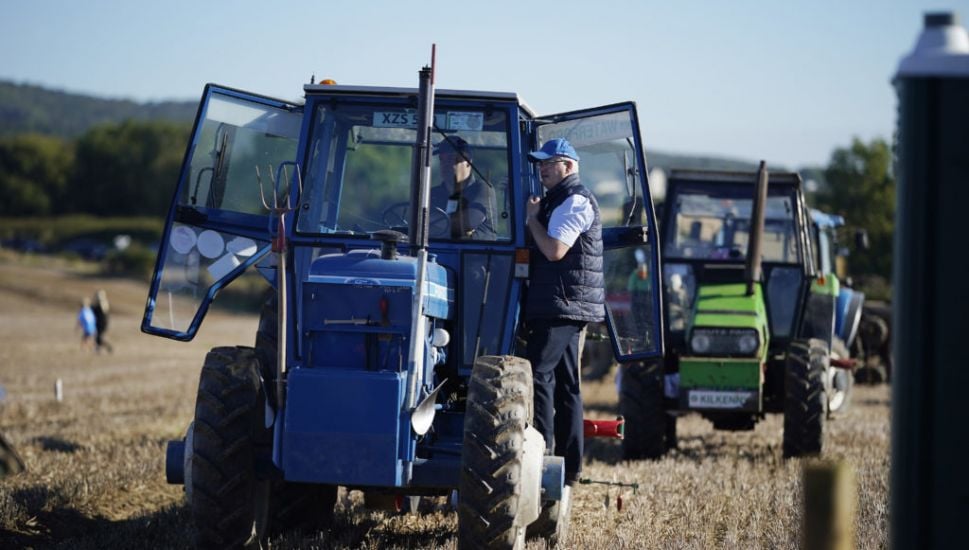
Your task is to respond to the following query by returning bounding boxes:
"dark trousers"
[526,318,585,482]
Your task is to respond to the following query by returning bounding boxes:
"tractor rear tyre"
[190,346,272,548]
[783,339,826,458]
[827,338,853,414]
[620,360,674,459]
[458,355,536,550]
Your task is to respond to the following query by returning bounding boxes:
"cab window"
[296,102,512,241]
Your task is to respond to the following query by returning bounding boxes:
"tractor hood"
[307,249,453,321]
[693,283,768,331]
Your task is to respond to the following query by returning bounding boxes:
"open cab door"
[535,103,663,360]
[142,85,303,340]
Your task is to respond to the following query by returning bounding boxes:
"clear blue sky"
[0,0,958,168]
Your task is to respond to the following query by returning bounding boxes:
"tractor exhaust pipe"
[403,46,436,484]
[408,46,436,252]
[745,161,769,296]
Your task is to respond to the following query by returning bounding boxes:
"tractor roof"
[303,84,536,117]
[667,169,802,189]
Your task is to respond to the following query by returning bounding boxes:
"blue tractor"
[809,209,869,396]
[142,61,663,548]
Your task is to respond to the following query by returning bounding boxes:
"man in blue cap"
[524,137,605,487]
[430,137,497,240]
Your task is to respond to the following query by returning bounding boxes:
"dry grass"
[0,256,889,549]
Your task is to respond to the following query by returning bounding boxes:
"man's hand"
[527,196,569,261]
[526,196,541,222]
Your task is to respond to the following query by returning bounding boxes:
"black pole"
[745,161,768,295]
[892,12,969,549]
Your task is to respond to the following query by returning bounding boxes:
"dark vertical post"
[745,161,768,295]
[892,12,969,549]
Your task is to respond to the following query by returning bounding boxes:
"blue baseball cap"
[528,138,579,162]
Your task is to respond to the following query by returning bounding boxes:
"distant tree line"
[0,120,189,218]
[812,137,895,285]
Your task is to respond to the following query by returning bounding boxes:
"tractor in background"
[141,58,663,548]
[620,164,848,459]
[809,208,868,406]
[809,209,892,384]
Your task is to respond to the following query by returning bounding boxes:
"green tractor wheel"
[189,346,273,548]
[458,355,536,550]
[783,339,827,458]
[619,360,675,459]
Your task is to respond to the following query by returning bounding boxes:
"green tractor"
[621,163,846,459]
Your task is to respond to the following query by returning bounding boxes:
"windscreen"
[664,184,800,263]
[296,101,512,241]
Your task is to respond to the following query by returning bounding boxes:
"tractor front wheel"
[458,355,536,550]
[783,338,826,458]
[620,360,675,459]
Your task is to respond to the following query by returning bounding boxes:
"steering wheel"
[381,202,450,237]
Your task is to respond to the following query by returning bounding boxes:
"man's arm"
[526,196,570,261]
[528,217,571,261]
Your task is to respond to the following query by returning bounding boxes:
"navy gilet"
[526,174,605,322]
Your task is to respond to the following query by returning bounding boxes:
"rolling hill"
[0,80,197,139]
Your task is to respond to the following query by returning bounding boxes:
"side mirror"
[855,229,870,251]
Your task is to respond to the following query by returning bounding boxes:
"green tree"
[816,138,895,281]
[0,134,74,216]
[69,120,189,216]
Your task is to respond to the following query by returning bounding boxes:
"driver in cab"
[431,137,497,240]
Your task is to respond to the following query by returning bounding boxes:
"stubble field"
[0,256,889,549]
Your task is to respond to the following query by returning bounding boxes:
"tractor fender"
[836,289,865,347]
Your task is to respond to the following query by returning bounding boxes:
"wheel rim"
[826,351,849,412]
[827,368,846,411]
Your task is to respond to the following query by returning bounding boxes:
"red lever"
[830,357,857,370]
[584,417,624,439]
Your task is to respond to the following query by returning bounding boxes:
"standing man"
[431,137,497,240]
[524,138,605,487]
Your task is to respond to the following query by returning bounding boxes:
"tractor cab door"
[534,103,663,360]
[142,85,303,340]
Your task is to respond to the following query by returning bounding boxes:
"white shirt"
[547,194,594,247]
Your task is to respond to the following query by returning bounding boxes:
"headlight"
[738,333,758,354]
[691,333,711,353]
[689,328,760,357]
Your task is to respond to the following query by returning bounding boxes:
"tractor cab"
[141,76,663,547]
[143,84,663,363]
[661,171,813,348]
